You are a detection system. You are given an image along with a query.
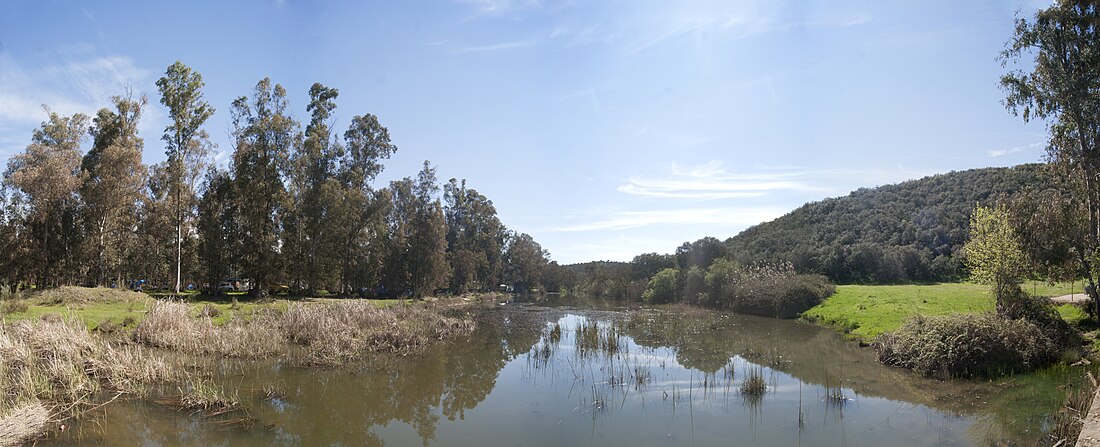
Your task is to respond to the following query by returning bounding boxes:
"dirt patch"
[1052,293,1090,304]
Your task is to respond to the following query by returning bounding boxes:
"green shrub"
[875,313,1056,378]
[642,268,679,304]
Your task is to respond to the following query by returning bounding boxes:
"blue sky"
[0,0,1051,264]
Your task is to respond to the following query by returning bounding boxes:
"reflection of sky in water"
[44,306,1081,447]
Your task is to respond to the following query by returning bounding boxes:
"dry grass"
[30,286,146,305]
[0,317,172,445]
[284,301,477,366]
[0,402,48,447]
[132,300,282,358]
[158,377,242,416]
[132,299,476,366]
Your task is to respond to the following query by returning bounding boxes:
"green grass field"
[802,281,1087,341]
[0,287,414,331]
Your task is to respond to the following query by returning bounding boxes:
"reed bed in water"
[0,317,173,446]
[132,299,477,366]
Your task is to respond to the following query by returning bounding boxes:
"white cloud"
[453,40,536,54]
[618,160,813,200]
[0,49,162,160]
[0,50,153,124]
[989,142,1043,158]
[546,206,786,233]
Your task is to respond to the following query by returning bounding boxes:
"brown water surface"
[47,301,1087,446]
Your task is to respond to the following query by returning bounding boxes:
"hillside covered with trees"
[562,164,1051,303]
[725,164,1047,283]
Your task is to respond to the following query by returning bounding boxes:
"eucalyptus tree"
[230,78,300,296]
[156,61,214,294]
[287,83,345,294]
[444,178,505,293]
[1001,1,1100,314]
[196,168,241,294]
[339,113,397,293]
[383,162,449,298]
[503,231,550,292]
[4,111,89,287]
[82,94,147,286]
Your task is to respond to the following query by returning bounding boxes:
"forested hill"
[724,164,1046,283]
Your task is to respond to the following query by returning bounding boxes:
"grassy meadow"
[0,286,418,331]
[802,281,1087,341]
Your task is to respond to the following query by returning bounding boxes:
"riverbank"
[801,282,1088,342]
[0,287,502,445]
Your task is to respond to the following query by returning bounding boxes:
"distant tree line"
[0,61,552,297]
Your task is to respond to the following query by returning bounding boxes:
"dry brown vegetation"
[132,299,477,366]
[132,300,282,358]
[0,317,172,446]
[29,286,147,305]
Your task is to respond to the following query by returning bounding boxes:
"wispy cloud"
[452,40,535,54]
[546,206,787,232]
[989,142,1043,158]
[625,17,717,56]
[0,49,151,124]
[619,160,812,200]
[0,46,159,159]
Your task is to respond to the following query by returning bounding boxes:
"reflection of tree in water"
[621,306,1093,445]
[280,307,546,446]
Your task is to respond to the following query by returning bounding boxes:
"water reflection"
[47,303,1089,446]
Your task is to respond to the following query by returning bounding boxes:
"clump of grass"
[740,367,767,401]
[31,286,146,306]
[574,320,624,358]
[823,387,847,407]
[0,299,28,315]
[159,378,241,417]
[198,304,222,319]
[0,402,49,447]
[131,299,477,366]
[260,383,286,401]
[876,312,1060,378]
[285,301,476,366]
[132,300,281,358]
[548,322,562,344]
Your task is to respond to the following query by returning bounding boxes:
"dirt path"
[1051,293,1091,304]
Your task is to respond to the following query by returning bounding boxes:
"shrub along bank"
[640,260,835,318]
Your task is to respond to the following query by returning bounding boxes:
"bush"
[731,273,835,318]
[875,313,1056,378]
[642,268,679,304]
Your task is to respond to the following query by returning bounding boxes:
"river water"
[48,300,1088,446]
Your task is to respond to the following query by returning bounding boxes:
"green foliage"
[642,268,678,304]
[964,204,1029,307]
[724,165,1045,283]
[503,232,551,292]
[156,61,214,294]
[230,78,298,296]
[875,290,1079,379]
[444,178,506,293]
[1001,1,1100,316]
